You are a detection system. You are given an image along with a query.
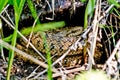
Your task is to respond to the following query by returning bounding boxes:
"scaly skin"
[16,26,84,67]
[30,26,83,55]
[16,26,103,67]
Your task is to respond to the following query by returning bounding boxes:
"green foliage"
[84,0,96,28]
[27,0,40,23]
[99,24,116,47]
[8,0,21,6]
[3,21,65,42]
[83,0,119,29]
[1,0,118,79]
[3,35,12,42]
[109,26,116,47]
[0,0,8,13]
[38,21,65,80]
[7,0,26,80]
[113,8,120,17]
[20,21,65,36]
[108,0,120,7]
[41,33,53,80]
[98,24,108,29]
[86,0,96,16]
[107,0,120,15]
[81,0,87,3]
[3,20,64,80]
[75,70,110,80]
[3,0,64,78]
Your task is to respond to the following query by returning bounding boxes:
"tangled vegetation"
[0,0,120,80]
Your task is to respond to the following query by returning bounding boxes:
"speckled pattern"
[30,26,83,55]
[16,26,104,67]
[16,26,84,67]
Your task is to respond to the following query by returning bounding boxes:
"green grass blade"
[7,0,26,80]
[84,0,96,28]
[110,26,116,47]
[113,8,120,16]
[27,0,40,23]
[20,21,65,36]
[81,0,87,3]
[0,0,8,13]
[41,33,53,80]
[3,35,12,42]
[3,21,65,42]
[8,0,20,6]
[21,21,64,80]
[108,0,120,7]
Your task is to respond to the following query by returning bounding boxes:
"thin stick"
[107,39,120,64]
[35,32,83,78]
[52,67,85,78]
[0,4,9,15]
[26,12,41,47]
[0,39,59,73]
[87,0,100,69]
[0,15,46,60]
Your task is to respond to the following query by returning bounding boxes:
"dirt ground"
[0,0,120,80]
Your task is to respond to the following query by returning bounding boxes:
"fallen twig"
[0,39,59,74]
